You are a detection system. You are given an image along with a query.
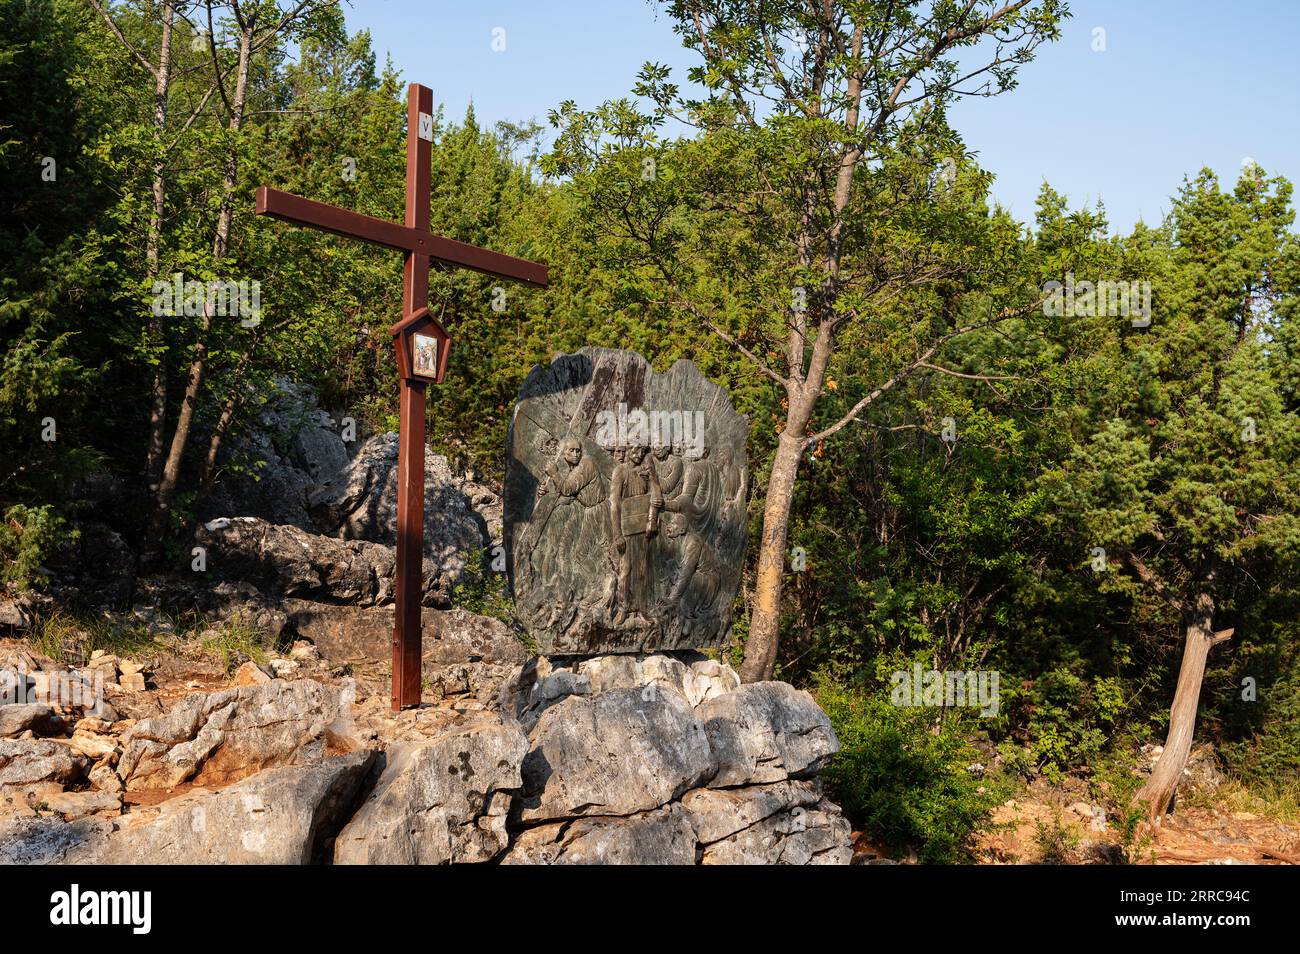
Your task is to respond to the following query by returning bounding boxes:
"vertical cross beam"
[392,83,434,711]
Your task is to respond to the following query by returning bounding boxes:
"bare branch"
[807,298,1045,445]
[1119,549,1188,613]
[86,0,157,78]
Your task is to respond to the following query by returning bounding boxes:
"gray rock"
[697,682,839,787]
[0,739,89,789]
[308,434,490,587]
[0,597,32,631]
[0,704,64,738]
[506,348,749,654]
[116,679,357,791]
[198,379,332,530]
[501,653,741,731]
[334,721,528,864]
[284,600,527,667]
[42,789,122,820]
[0,751,375,864]
[292,425,349,484]
[518,685,714,822]
[195,517,398,607]
[503,803,697,865]
[681,779,824,844]
[700,799,852,865]
[60,523,134,608]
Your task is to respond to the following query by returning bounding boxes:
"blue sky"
[344,0,1300,233]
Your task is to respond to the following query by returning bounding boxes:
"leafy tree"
[544,0,1066,680]
[1050,168,1300,819]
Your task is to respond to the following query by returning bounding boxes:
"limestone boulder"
[0,703,65,739]
[334,721,528,865]
[697,682,839,787]
[700,798,852,865]
[116,679,357,791]
[0,739,89,790]
[307,434,492,591]
[284,600,526,667]
[0,751,375,864]
[503,803,697,865]
[502,652,740,730]
[517,685,714,822]
[194,517,397,607]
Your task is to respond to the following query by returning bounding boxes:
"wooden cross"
[255,83,547,711]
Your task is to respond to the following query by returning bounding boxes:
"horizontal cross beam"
[255,187,548,287]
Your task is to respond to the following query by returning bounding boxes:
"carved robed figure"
[505,349,749,655]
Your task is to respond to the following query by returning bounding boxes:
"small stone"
[89,759,123,793]
[289,640,319,661]
[268,658,299,677]
[43,789,122,820]
[233,661,273,686]
[118,673,146,693]
[118,660,143,676]
[69,729,118,761]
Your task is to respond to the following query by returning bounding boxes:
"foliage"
[0,503,75,591]
[816,674,999,863]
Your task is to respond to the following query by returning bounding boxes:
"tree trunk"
[197,349,255,497]
[739,429,804,683]
[142,25,253,561]
[1135,593,1229,821]
[143,2,176,504]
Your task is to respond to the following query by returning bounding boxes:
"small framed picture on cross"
[412,333,439,380]
[390,306,452,384]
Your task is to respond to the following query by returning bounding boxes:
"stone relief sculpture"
[505,348,749,654]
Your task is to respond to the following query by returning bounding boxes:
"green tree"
[1051,168,1300,819]
[545,0,1067,681]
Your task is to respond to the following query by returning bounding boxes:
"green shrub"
[1033,808,1080,863]
[1001,668,1125,774]
[815,675,998,864]
[1219,651,1300,789]
[0,503,76,591]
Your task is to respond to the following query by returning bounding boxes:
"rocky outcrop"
[502,803,698,865]
[334,721,528,864]
[116,679,356,791]
[517,687,714,822]
[697,682,838,786]
[0,752,374,864]
[501,652,850,865]
[194,517,399,607]
[0,739,89,789]
[283,601,527,666]
[0,630,851,865]
[308,433,498,573]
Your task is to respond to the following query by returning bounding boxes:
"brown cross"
[255,83,547,711]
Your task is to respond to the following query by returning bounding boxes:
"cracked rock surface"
[0,619,849,865]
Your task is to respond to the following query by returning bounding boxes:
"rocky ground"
[961,773,1300,867]
[0,623,851,865]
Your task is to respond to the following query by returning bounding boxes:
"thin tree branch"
[86,0,158,78]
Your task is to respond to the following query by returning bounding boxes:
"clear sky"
[344,0,1300,233]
